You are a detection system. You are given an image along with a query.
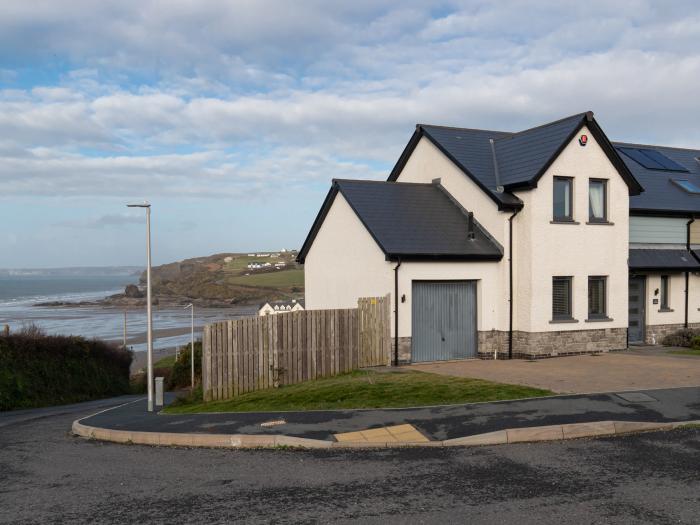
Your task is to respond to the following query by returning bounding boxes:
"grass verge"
[163,369,552,414]
[669,348,700,357]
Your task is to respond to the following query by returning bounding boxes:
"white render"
[511,125,629,333]
[302,118,700,357]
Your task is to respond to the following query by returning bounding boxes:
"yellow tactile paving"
[334,424,430,443]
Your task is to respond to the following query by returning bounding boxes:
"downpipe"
[394,258,402,366]
[685,217,695,328]
[508,208,522,360]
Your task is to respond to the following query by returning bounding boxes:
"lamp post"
[127,202,154,412]
[184,303,194,391]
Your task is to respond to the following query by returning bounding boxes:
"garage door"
[411,281,477,362]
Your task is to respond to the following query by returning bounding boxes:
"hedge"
[0,331,132,411]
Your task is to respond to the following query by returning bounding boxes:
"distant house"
[256,253,270,257]
[258,299,305,316]
[274,261,286,268]
[247,261,272,270]
[224,256,233,263]
[247,253,256,257]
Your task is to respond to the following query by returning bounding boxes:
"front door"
[411,281,477,362]
[628,276,646,343]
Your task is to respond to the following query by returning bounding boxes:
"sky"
[1,0,700,268]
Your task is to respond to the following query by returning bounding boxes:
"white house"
[297,111,700,363]
[258,299,305,316]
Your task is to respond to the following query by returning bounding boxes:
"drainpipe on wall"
[508,208,522,360]
[685,217,695,328]
[393,258,402,366]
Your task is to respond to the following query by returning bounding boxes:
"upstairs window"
[552,276,573,320]
[588,276,607,319]
[589,179,607,222]
[553,177,573,222]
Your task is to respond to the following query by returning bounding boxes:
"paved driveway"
[411,347,700,394]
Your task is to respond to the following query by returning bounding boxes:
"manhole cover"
[616,392,657,403]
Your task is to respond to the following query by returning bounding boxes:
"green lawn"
[228,268,304,288]
[163,369,552,414]
[154,355,177,368]
[669,348,700,356]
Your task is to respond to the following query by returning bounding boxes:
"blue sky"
[1,0,700,268]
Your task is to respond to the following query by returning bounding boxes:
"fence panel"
[203,295,390,401]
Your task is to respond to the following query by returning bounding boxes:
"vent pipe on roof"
[489,138,504,193]
[467,212,475,240]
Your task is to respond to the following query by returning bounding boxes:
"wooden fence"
[202,295,391,401]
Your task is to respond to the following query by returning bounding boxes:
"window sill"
[658,308,674,313]
[550,220,580,225]
[549,318,579,324]
[585,317,614,323]
[586,221,614,226]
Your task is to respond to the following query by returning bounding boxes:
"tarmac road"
[1,397,699,524]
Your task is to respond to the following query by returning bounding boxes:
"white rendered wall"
[512,125,630,333]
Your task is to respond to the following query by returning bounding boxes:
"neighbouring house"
[297,111,700,363]
[248,261,273,270]
[258,299,305,316]
[274,261,286,268]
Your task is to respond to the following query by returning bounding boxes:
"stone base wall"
[391,337,412,365]
[393,328,628,363]
[510,327,627,359]
[644,323,700,345]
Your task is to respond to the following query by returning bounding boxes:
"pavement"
[2,396,700,524]
[75,386,700,446]
[411,347,700,393]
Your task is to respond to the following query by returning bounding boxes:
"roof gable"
[297,180,503,263]
[389,111,643,205]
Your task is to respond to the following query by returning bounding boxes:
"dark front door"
[628,276,646,343]
[411,281,477,362]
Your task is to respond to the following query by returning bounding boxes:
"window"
[552,277,573,320]
[588,276,607,319]
[589,179,607,222]
[672,179,700,194]
[660,275,670,310]
[553,177,573,221]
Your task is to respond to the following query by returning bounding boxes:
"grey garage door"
[411,281,477,362]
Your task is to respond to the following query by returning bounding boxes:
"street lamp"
[127,201,155,412]
[184,303,194,391]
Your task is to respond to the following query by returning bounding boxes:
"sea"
[0,274,255,352]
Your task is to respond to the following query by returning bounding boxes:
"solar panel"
[617,147,688,172]
[672,179,700,194]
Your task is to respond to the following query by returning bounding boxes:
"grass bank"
[0,330,132,410]
[164,369,552,413]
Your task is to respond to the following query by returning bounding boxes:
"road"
[1,398,699,524]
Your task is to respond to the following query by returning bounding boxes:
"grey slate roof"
[390,111,642,209]
[615,142,700,215]
[297,180,503,263]
[629,249,700,271]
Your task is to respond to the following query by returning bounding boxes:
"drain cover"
[616,392,657,403]
[260,419,286,427]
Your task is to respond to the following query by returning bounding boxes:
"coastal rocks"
[124,284,144,298]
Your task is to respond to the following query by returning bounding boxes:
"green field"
[228,268,304,288]
[164,369,552,413]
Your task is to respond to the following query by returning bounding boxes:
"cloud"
[57,212,144,229]
[0,0,699,203]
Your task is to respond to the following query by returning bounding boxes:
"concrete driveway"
[411,346,700,394]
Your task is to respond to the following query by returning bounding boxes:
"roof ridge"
[613,141,700,154]
[333,178,434,186]
[496,111,588,141]
[418,123,514,135]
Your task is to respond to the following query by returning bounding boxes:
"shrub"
[691,336,700,351]
[0,332,132,410]
[660,328,700,348]
[168,341,202,390]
